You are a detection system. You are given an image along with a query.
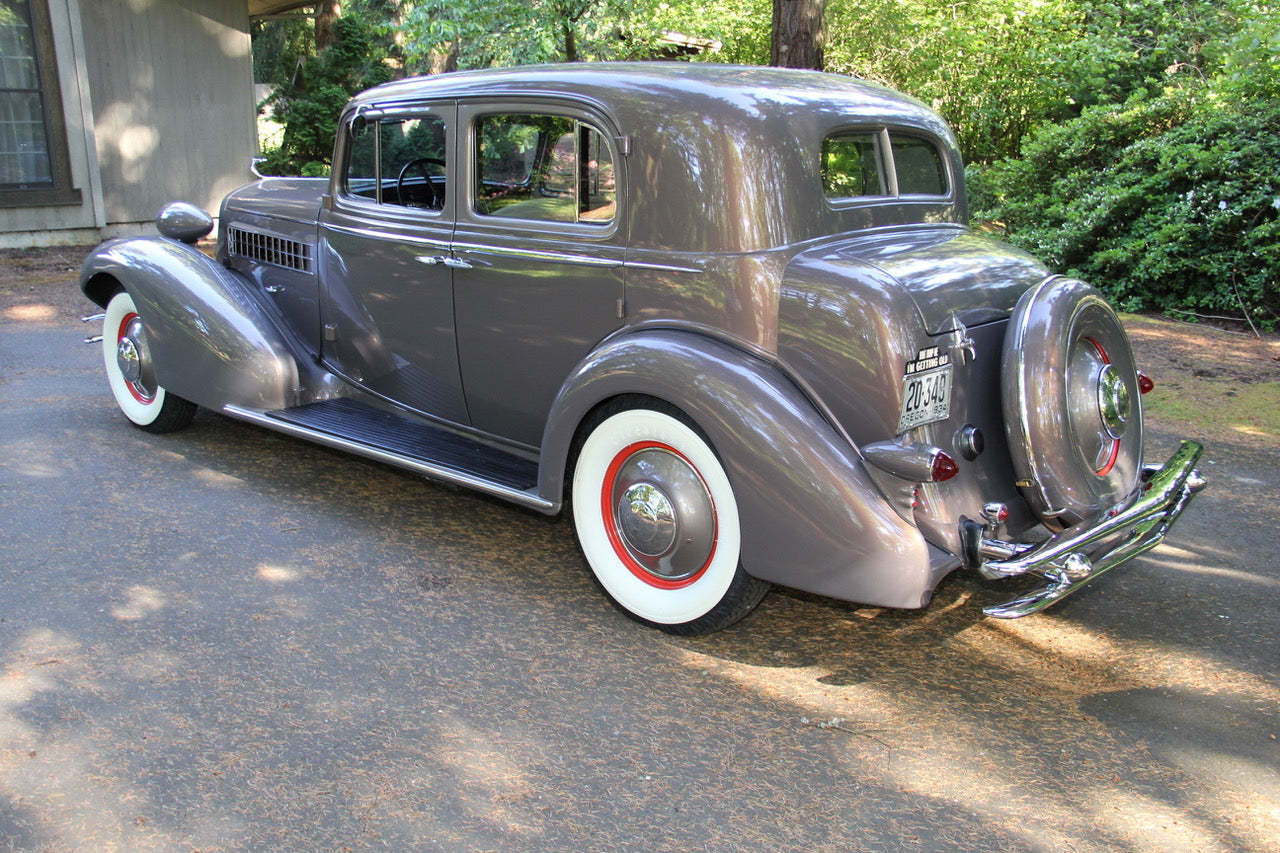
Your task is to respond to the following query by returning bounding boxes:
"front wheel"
[101,290,197,433]
[570,403,769,635]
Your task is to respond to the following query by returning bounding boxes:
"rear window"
[822,130,948,200]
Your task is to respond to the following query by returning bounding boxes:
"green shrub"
[259,15,392,176]
[970,85,1280,329]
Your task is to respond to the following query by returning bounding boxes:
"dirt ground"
[3,244,1278,851]
[0,246,93,317]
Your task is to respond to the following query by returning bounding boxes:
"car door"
[318,102,469,424]
[451,103,626,446]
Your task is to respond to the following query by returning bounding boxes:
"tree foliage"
[970,4,1280,329]
[258,13,394,176]
[250,0,1279,326]
[390,0,672,68]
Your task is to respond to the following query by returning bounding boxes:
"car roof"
[346,63,962,252]
[350,62,941,130]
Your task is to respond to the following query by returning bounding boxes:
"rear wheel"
[102,290,197,433]
[570,402,769,634]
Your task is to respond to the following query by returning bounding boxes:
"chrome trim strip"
[622,260,705,274]
[320,228,701,274]
[321,222,451,251]
[222,404,556,513]
[454,241,622,269]
[979,440,1206,618]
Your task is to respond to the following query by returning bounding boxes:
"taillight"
[930,450,959,482]
[1137,371,1154,394]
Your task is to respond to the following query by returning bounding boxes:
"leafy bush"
[258,15,393,176]
[970,84,1280,329]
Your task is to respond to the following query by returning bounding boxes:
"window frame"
[0,0,80,208]
[461,102,621,237]
[337,104,452,218]
[821,126,951,205]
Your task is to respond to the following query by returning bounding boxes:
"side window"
[345,119,379,200]
[475,113,615,225]
[344,113,447,209]
[822,130,948,200]
[822,132,884,198]
[892,135,948,196]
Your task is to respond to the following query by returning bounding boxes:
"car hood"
[825,226,1051,334]
[221,177,328,225]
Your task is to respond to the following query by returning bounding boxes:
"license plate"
[897,365,952,432]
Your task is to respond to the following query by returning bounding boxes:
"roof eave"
[248,1,316,18]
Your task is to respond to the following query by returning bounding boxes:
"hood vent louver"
[227,227,312,273]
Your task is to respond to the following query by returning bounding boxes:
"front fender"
[540,330,944,609]
[81,236,302,412]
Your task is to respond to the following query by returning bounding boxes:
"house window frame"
[0,0,81,208]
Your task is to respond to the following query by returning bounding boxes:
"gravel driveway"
[1,247,1277,852]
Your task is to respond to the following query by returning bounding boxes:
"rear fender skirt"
[541,330,942,609]
[80,236,314,412]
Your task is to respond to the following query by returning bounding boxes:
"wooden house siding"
[80,0,256,225]
[0,0,257,246]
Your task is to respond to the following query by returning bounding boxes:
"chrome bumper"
[979,441,1206,618]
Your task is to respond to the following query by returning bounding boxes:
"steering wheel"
[396,157,446,208]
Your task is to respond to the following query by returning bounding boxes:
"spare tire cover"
[1002,276,1144,526]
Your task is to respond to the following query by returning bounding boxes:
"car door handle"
[415,255,473,270]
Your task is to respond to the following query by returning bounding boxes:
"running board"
[223,400,555,513]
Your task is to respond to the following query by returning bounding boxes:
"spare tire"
[1002,276,1144,527]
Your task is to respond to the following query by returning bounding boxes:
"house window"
[0,0,80,206]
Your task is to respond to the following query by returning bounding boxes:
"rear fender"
[81,236,311,412]
[541,330,942,609]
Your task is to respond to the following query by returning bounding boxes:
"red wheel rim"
[1086,337,1121,477]
[117,311,157,405]
[600,440,717,590]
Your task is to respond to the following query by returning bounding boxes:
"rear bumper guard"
[978,440,1206,618]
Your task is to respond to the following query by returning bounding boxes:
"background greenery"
[254,0,1278,329]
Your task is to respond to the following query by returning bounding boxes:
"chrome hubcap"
[1096,363,1131,438]
[115,315,156,401]
[1067,337,1127,476]
[608,446,716,583]
[618,483,678,557]
[116,335,142,384]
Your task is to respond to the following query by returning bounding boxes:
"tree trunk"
[315,0,342,51]
[428,45,458,75]
[771,0,825,70]
[563,20,578,62]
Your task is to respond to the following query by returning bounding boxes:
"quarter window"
[475,114,615,225]
[821,132,884,198]
[891,136,948,196]
[822,130,948,200]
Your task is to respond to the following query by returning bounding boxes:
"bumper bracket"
[979,440,1206,618]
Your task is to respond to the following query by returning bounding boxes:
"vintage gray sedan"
[81,63,1205,633]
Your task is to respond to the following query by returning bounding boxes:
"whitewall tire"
[571,403,769,634]
[102,290,197,433]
